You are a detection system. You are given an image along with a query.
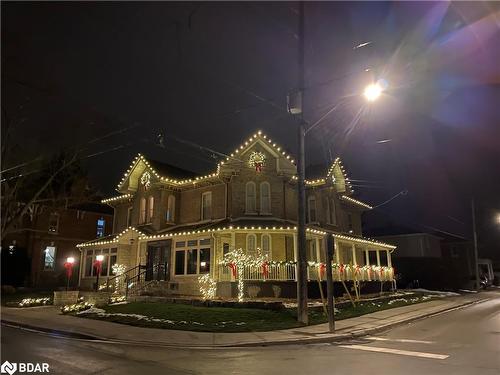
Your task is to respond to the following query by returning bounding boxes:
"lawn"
[76,292,437,332]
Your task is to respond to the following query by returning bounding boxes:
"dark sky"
[2,2,500,258]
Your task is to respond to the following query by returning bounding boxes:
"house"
[374,230,474,290]
[77,130,396,298]
[1,203,113,288]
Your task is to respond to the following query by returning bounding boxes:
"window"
[246,234,257,256]
[199,248,210,273]
[223,243,230,257]
[261,234,271,257]
[347,213,353,232]
[166,195,175,222]
[48,213,59,233]
[96,218,105,237]
[83,248,117,277]
[306,240,317,262]
[307,196,317,222]
[201,192,212,220]
[174,239,212,276]
[330,198,337,225]
[148,196,154,222]
[260,182,271,214]
[245,182,256,213]
[368,250,378,265]
[379,251,388,266]
[43,246,56,270]
[139,198,146,224]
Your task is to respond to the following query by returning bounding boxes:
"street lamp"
[64,256,75,291]
[94,254,104,291]
[291,74,387,326]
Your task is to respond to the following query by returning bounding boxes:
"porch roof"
[332,232,396,250]
[76,227,145,248]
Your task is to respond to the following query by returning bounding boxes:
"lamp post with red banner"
[94,254,104,291]
[64,257,75,291]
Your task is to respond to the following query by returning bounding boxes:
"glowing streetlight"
[364,82,383,102]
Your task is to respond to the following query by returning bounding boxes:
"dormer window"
[148,196,154,222]
[245,182,257,214]
[139,198,146,224]
[260,182,271,214]
[48,213,59,233]
[166,195,175,222]
[96,218,105,237]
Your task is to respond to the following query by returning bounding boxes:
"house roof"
[146,158,199,180]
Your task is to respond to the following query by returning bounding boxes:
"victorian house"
[77,130,395,298]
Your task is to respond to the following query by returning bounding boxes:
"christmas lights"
[198,274,217,300]
[340,195,373,210]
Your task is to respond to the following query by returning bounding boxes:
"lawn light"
[94,254,105,291]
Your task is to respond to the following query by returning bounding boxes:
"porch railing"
[217,263,394,282]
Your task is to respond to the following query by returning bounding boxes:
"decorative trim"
[340,195,373,210]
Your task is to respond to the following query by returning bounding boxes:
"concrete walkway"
[0,293,487,347]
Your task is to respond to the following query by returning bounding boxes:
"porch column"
[334,238,340,263]
[365,248,369,265]
[387,250,392,267]
[293,233,298,261]
[315,237,321,262]
[231,232,235,250]
[376,250,381,267]
[351,243,357,265]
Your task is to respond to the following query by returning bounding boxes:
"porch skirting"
[216,280,394,299]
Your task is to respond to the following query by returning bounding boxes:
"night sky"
[3,2,500,259]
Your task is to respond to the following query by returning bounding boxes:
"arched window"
[261,234,271,257]
[201,191,212,220]
[166,195,175,222]
[139,198,146,224]
[148,196,154,222]
[245,182,256,213]
[307,196,317,223]
[246,234,257,256]
[260,182,271,214]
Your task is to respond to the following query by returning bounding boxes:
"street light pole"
[471,198,480,291]
[296,0,308,325]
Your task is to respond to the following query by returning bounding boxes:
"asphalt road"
[2,292,499,375]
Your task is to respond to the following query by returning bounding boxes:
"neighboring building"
[77,131,396,297]
[1,203,113,288]
[375,231,474,290]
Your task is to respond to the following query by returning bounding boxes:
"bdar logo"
[1,361,17,375]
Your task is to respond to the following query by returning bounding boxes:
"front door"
[146,240,171,281]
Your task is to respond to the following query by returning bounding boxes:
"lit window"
[139,198,146,224]
[96,218,105,237]
[83,248,117,277]
[201,192,212,220]
[148,196,154,222]
[307,196,317,222]
[174,240,211,276]
[261,234,271,257]
[48,213,59,233]
[260,182,271,214]
[246,182,256,213]
[43,246,56,270]
[166,195,175,222]
[246,234,257,256]
[127,207,133,227]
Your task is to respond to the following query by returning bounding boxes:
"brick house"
[77,131,396,297]
[2,203,113,288]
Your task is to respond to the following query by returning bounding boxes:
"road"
[2,291,499,375]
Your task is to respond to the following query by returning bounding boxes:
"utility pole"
[471,198,480,291]
[325,235,335,332]
[295,0,308,325]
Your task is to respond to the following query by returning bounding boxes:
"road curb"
[1,297,489,349]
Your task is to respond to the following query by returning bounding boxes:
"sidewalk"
[1,293,488,347]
